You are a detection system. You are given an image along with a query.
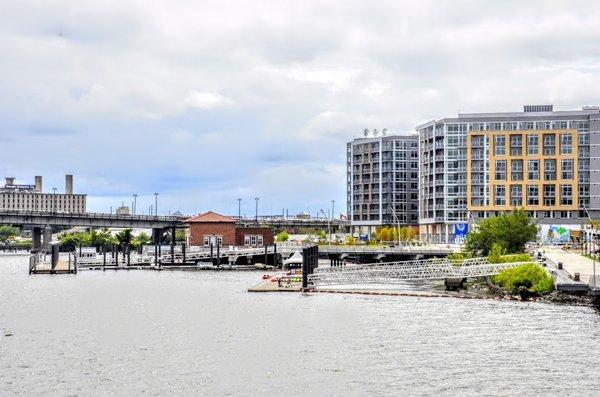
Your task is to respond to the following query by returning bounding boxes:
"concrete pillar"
[42,224,52,252]
[32,227,42,253]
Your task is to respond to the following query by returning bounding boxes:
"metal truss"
[309,257,529,287]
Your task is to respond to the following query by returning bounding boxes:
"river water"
[1,255,600,396]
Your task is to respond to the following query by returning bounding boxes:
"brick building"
[186,211,274,247]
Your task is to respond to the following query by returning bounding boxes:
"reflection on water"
[1,255,600,395]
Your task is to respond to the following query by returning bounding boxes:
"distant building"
[115,204,130,215]
[0,175,86,213]
[186,211,274,247]
[346,131,419,236]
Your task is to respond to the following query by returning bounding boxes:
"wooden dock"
[29,254,77,275]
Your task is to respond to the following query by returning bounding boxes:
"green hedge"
[491,263,554,294]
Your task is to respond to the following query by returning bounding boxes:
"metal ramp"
[308,257,530,287]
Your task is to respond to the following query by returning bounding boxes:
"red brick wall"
[187,222,236,246]
[235,227,274,246]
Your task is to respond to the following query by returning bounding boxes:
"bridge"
[307,257,530,288]
[233,216,348,232]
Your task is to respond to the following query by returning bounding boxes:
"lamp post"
[255,197,259,224]
[132,194,138,216]
[321,209,332,243]
[585,207,596,288]
[52,187,57,213]
[238,198,242,218]
[154,193,159,217]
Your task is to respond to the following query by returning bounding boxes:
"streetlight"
[52,187,57,213]
[238,198,242,218]
[154,193,159,217]
[331,200,335,220]
[321,209,332,244]
[132,194,138,216]
[584,207,596,288]
[255,197,259,224]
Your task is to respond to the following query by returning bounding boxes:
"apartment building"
[0,175,86,213]
[346,130,419,236]
[418,105,600,243]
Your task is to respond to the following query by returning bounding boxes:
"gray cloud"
[1,0,600,215]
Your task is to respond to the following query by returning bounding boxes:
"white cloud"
[185,90,233,109]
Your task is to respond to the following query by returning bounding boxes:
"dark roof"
[186,211,236,223]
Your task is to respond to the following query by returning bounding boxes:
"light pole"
[331,200,335,221]
[52,187,57,213]
[156,194,160,215]
[321,209,332,243]
[238,198,242,218]
[133,194,138,216]
[255,197,259,224]
[585,207,596,288]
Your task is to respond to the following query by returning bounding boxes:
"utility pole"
[238,198,242,218]
[154,193,159,216]
[331,200,335,221]
[133,194,138,216]
[255,197,259,224]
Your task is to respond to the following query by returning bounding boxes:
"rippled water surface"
[1,255,600,396]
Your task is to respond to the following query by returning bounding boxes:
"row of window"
[492,184,574,206]
[493,159,575,181]
[491,133,574,156]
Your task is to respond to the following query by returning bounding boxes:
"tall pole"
[154,193,159,216]
[585,207,596,288]
[331,200,335,221]
[238,198,242,218]
[133,194,137,216]
[255,197,259,224]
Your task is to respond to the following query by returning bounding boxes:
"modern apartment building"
[0,174,86,213]
[418,105,600,243]
[346,131,419,236]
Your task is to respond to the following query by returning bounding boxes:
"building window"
[560,185,573,206]
[494,135,506,155]
[561,159,573,180]
[544,159,556,181]
[528,160,539,180]
[510,185,523,207]
[511,160,523,181]
[560,133,572,155]
[527,185,539,206]
[527,134,539,155]
[510,135,522,156]
[244,234,264,246]
[543,134,556,155]
[543,185,556,206]
[203,235,222,247]
[494,185,506,206]
[495,160,506,180]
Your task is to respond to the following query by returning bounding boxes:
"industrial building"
[0,175,86,213]
[418,105,600,243]
[346,130,419,236]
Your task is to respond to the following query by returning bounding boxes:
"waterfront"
[2,255,600,395]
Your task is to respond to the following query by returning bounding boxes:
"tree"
[465,209,538,256]
[90,228,115,250]
[275,231,289,242]
[0,226,19,243]
[134,231,152,247]
[175,230,186,242]
[58,232,91,251]
[115,229,134,248]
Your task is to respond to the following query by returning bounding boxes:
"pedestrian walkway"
[542,247,595,292]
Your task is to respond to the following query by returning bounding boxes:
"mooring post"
[274,243,278,268]
[182,242,186,264]
[264,244,268,267]
[216,243,220,268]
[126,243,131,267]
[210,243,214,266]
[170,226,176,266]
[103,246,106,270]
[115,245,119,266]
[302,246,308,289]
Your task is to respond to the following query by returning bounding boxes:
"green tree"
[134,231,152,247]
[0,226,19,243]
[115,229,134,248]
[58,232,92,251]
[466,209,538,256]
[90,228,115,250]
[175,230,186,242]
[275,231,289,242]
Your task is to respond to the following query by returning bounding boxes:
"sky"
[2,0,600,217]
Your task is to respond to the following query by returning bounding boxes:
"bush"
[275,231,289,242]
[491,263,554,294]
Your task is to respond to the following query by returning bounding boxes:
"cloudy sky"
[1,0,600,217]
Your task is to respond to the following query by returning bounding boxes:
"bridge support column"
[42,224,52,253]
[32,227,42,253]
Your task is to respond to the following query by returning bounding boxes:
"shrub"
[491,263,554,294]
[275,231,289,242]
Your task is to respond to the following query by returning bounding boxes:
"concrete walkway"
[542,247,597,290]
